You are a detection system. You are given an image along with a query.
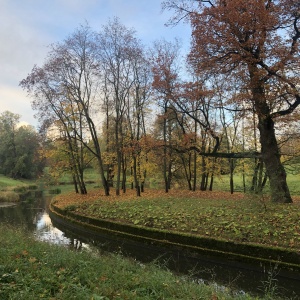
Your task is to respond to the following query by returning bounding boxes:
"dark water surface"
[1,197,300,298]
[0,197,87,249]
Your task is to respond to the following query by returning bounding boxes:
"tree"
[20,56,89,194]
[151,39,182,192]
[14,125,45,179]
[125,52,152,196]
[163,0,300,203]
[177,80,218,191]
[20,25,109,195]
[97,17,145,195]
[54,25,109,195]
[0,111,20,178]
[0,111,44,179]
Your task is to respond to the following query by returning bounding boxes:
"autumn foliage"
[53,188,300,250]
[20,2,300,203]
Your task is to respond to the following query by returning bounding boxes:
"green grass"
[65,192,300,251]
[0,191,20,202]
[199,172,300,195]
[41,167,101,196]
[46,167,100,185]
[0,175,32,190]
[0,224,259,300]
[43,163,300,196]
[286,173,300,195]
[0,175,36,203]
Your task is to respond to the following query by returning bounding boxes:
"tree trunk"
[200,156,207,191]
[72,173,79,193]
[209,158,217,191]
[121,154,127,193]
[133,156,141,196]
[257,160,264,193]
[242,161,246,193]
[209,174,214,191]
[167,160,172,190]
[251,160,260,192]
[229,158,234,194]
[258,116,292,203]
[249,64,292,203]
[192,151,197,191]
[181,154,192,190]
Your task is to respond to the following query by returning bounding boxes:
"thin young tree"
[97,17,143,195]
[125,52,152,196]
[151,39,182,192]
[20,25,109,195]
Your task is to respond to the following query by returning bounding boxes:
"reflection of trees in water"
[0,202,37,231]
[0,197,87,251]
[0,196,53,232]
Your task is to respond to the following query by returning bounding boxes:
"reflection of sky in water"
[33,210,90,251]
[0,201,90,250]
[0,202,17,208]
[34,211,71,245]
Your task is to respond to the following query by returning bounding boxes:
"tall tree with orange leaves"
[163,0,300,203]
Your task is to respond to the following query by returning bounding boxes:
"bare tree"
[20,25,110,195]
[97,18,144,195]
[151,39,182,192]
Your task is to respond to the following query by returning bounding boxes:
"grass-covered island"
[52,189,300,255]
[48,188,300,299]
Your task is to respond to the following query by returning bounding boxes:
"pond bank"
[1,224,256,300]
[50,198,300,298]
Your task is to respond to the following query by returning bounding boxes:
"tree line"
[20,0,300,203]
[0,111,45,179]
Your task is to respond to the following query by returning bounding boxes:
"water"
[0,197,77,247]
[1,197,300,298]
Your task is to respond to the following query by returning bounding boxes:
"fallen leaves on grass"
[52,188,300,250]
[54,188,246,208]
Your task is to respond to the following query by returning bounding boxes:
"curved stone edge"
[50,202,300,272]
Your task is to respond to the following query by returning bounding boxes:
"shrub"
[13,186,27,193]
[0,191,20,202]
[28,185,38,190]
[48,188,61,194]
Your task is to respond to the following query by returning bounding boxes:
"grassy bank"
[54,189,300,251]
[0,174,35,189]
[0,175,37,203]
[0,224,260,300]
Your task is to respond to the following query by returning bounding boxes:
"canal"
[0,196,299,298]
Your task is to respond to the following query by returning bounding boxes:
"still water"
[1,196,300,298]
[0,197,83,248]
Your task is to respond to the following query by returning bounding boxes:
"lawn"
[53,189,300,251]
[0,175,31,189]
[0,175,38,202]
[0,224,258,300]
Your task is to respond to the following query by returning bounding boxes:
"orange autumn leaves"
[54,188,246,209]
[53,188,300,250]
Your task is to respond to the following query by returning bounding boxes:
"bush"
[13,186,27,193]
[0,191,19,202]
[28,185,38,190]
[48,188,61,195]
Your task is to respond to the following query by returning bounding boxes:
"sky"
[0,0,191,128]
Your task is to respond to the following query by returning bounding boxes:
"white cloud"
[0,5,50,84]
[0,85,36,126]
[0,0,191,129]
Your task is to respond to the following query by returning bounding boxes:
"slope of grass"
[0,174,31,189]
[0,224,257,300]
[0,175,37,203]
[53,189,300,251]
